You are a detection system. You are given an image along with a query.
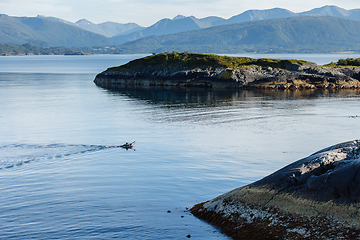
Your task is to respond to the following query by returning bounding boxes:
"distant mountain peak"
[36,15,74,25]
[226,7,296,24]
[173,15,186,20]
[300,5,351,17]
[312,5,345,10]
[76,19,93,25]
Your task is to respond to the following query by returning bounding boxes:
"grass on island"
[108,51,313,72]
[323,57,360,67]
[336,58,360,67]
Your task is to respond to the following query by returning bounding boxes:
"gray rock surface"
[252,140,360,202]
[94,64,360,89]
[191,140,360,239]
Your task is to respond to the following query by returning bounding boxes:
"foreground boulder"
[191,140,360,239]
[94,52,360,90]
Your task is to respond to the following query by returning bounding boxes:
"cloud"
[84,0,360,25]
[1,0,360,26]
[0,0,73,18]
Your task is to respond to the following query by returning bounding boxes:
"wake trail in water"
[0,144,120,170]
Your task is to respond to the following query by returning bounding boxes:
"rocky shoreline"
[191,140,360,239]
[94,53,360,90]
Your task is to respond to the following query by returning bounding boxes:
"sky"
[1,0,360,27]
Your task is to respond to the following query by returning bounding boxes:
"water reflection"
[101,86,360,106]
[98,86,360,125]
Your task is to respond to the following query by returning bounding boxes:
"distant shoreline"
[1,53,91,56]
[0,43,92,56]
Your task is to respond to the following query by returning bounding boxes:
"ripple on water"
[0,144,119,170]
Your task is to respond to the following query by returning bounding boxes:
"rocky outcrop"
[94,63,360,90]
[191,140,360,239]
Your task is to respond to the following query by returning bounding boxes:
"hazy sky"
[1,0,360,26]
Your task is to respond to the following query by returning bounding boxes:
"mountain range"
[0,14,112,47]
[2,5,360,53]
[109,5,360,44]
[37,15,143,38]
[116,16,360,54]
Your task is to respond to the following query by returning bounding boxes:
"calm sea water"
[0,54,360,239]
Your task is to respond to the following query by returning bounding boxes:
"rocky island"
[191,140,360,239]
[94,52,360,90]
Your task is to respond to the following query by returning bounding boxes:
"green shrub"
[337,58,360,66]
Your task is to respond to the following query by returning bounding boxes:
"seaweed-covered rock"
[191,140,360,239]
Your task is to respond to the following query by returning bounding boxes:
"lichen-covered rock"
[191,140,360,239]
[94,53,360,90]
[94,63,360,90]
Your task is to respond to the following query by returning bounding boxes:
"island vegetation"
[335,58,360,66]
[109,51,310,71]
[94,52,360,90]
